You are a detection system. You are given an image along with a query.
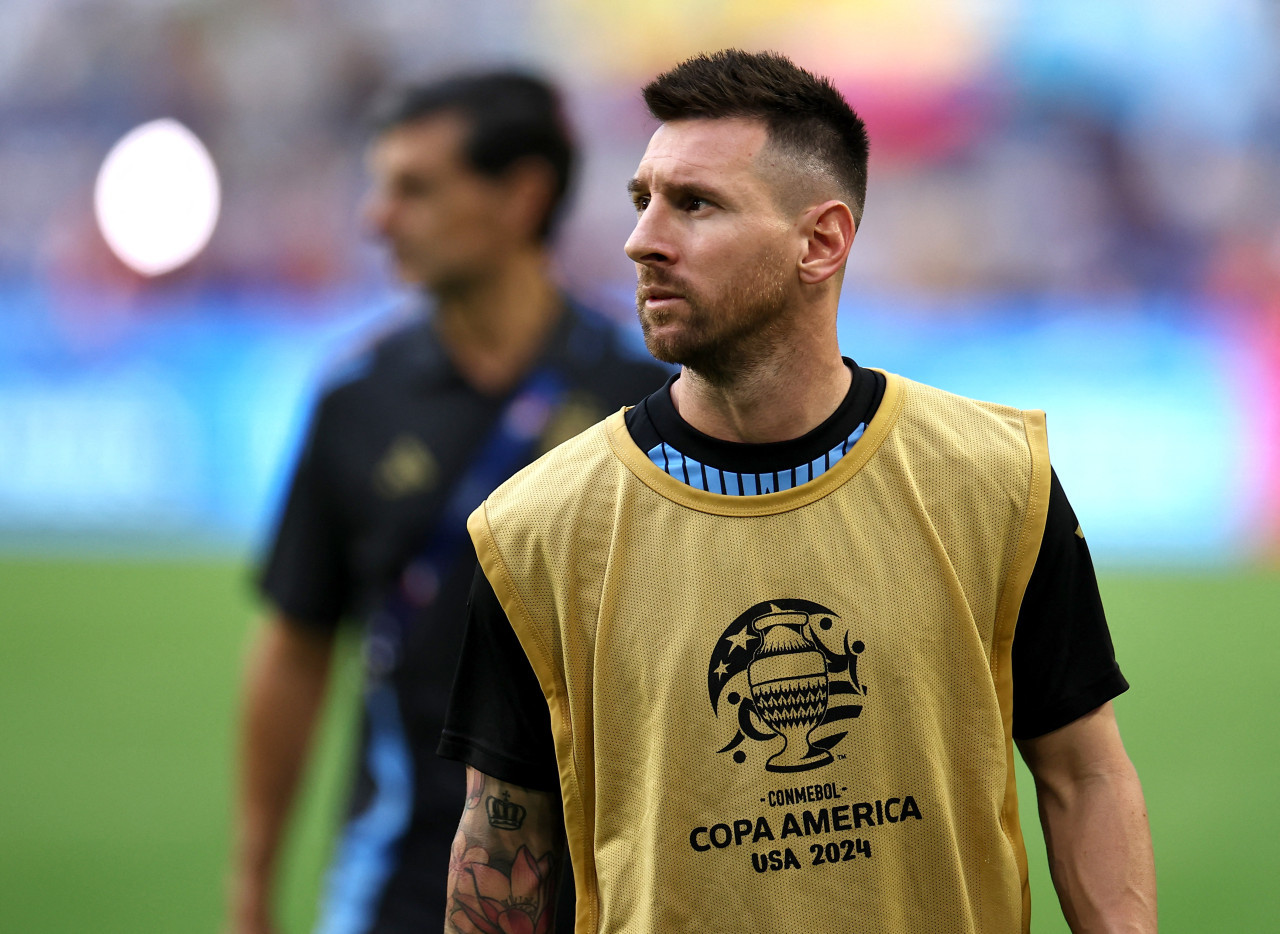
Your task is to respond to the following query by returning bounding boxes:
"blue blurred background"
[3,0,1279,564]
[2,0,1278,563]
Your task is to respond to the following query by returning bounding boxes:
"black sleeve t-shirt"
[439,363,1129,791]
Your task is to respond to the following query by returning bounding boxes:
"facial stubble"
[636,251,793,387]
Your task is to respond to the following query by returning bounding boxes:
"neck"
[432,248,562,395]
[670,323,850,444]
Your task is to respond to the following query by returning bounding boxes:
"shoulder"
[471,414,632,600]
[496,414,619,499]
[481,413,625,532]
[894,374,1037,433]
[888,373,1046,463]
[310,311,440,413]
[880,374,1051,532]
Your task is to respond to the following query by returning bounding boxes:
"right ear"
[797,200,855,285]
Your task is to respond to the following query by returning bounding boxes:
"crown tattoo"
[486,790,526,830]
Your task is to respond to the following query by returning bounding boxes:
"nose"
[624,203,674,267]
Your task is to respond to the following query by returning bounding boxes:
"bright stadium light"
[94,118,221,277]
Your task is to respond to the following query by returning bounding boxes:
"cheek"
[452,194,512,250]
[393,204,439,246]
[707,223,779,268]
[687,233,740,282]
[741,230,794,278]
[700,244,765,300]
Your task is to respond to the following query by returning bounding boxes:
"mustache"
[636,271,693,301]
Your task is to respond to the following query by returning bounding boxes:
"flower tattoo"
[449,845,556,934]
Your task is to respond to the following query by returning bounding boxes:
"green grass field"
[1,559,1277,932]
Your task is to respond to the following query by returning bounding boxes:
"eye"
[396,176,433,199]
[685,196,711,213]
[632,194,650,213]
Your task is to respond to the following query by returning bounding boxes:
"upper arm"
[262,611,336,662]
[438,565,561,792]
[456,767,565,845]
[243,612,336,699]
[258,404,351,624]
[1017,701,1133,791]
[1012,469,1128,740]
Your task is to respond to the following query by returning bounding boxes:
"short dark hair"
[370,72,576,241]
[643,50,869,225]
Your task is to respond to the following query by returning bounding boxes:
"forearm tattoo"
[446,769,564,934]
[485,790,526,830]
[465,766,485,812]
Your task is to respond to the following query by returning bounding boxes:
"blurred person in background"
[227,71,666,934]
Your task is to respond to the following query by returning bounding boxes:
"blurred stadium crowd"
[2,0,1279,557]
[4,0,1277,308]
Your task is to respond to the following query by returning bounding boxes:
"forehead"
[633,117,772,189]
[369,113,470,175]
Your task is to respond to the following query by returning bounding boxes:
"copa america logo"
[708,599,866,773]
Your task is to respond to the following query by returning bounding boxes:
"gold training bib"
[469,373,1051,934]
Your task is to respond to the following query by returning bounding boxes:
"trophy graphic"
[747,606,832,772]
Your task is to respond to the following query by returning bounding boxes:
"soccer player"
[226,73,666,934]
[438,51,1157,933]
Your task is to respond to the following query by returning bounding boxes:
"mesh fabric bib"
[469,373,1051,934]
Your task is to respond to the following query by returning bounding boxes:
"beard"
[635,256,792,386]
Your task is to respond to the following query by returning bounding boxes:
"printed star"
[714,661,730,679]
[724,628,756,653]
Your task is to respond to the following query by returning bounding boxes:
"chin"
[640,321,686,365]
[642,339,681,367]
[644,333,715,370]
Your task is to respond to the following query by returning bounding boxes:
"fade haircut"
[370,71,576,241]
[643,50,869,226]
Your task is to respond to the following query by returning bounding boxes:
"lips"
[639,286,683,303]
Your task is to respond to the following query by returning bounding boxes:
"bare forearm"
[228,616,333,932]
[1020,704,1156,934]
[1036,759,1156,932]
[445,768,565,934]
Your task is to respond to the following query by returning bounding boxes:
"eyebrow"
[626,176,731,204]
